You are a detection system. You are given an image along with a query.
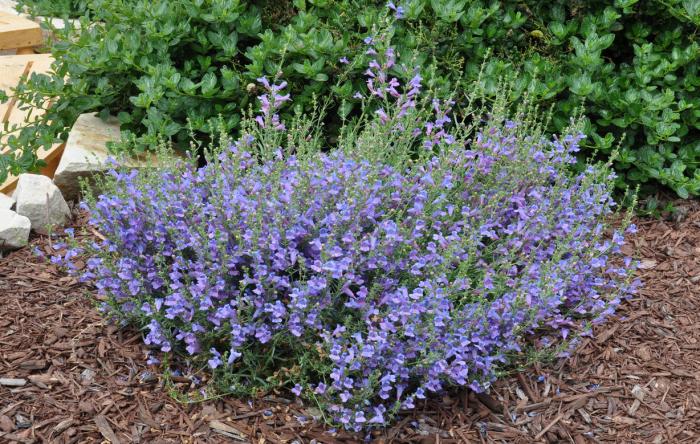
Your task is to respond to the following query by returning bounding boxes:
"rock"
[32,16,82,44]
[80,368,96,385]
[0,414,13,432]
[0,209,30,250]
[54,113,161,201]
[0,377,26,386]
[53,113,121,202]
[14,413,31,429]
[0,192,14,210]
[14,173,70,234]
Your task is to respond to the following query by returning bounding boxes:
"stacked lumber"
[0,11,42,54]
[0,12,60,195]
[0,53,62,195]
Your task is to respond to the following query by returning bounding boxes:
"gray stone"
[53,113,159,201]
[53,113,121,201]
[15,174,70,234]
[0,192,14,210]
[0,209,30,250]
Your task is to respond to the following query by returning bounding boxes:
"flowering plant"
[54,53,638,430]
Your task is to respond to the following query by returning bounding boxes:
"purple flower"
[208,348,223,369]
[255,77,290,131]
[387,1,405,19]
[55,55,637,432]
[376,108,389,125]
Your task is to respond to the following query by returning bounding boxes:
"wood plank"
[0,12,42,51]
[0,52,58,194]
[0,53,53,90]
[1,53,54,148]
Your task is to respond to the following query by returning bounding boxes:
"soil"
[1,200,699,444]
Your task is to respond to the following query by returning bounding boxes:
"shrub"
[1,0,300,179]
[14,0,91,18]
[2,0,699,195]
[53,54,639,430]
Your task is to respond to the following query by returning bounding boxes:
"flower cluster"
[254,77,289,131]
[53,51,638,431]
[350,41,459,169]
[387,2,404,19]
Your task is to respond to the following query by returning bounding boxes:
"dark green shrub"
[2,0,699,196]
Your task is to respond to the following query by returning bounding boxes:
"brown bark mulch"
[1,200,699,444]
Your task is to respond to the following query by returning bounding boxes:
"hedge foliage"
[14,0,91,18]
[2,0,699,195]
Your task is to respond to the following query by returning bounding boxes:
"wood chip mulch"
[1,200,699,443]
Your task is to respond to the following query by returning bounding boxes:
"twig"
[475,392,503,413]
[90,227,107,241]
[517,373,539,402]
[516,398,552,412]
[534,413,563,440]
[94,414,121,444]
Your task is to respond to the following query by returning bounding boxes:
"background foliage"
[14,0,91,18]
[2,0,699,195]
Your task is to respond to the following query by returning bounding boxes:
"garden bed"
[1,199,698,444]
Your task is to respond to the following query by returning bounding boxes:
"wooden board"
[0,53,61,194]
[0,53,53,126]
[0,12,42,51]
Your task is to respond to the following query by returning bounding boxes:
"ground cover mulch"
[1,200,699,443]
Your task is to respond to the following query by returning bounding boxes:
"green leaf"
[105,38,118,55]
[549,22,567,39]
[117,111,132,124]
[339,100,353,119]
[570,74,593,96]
[179,78,198,94]
[200,72,218,97]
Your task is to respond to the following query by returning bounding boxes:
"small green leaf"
[117,111,132,124]
[200,72,218,97]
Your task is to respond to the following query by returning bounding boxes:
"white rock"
[15,173,70,234]
[34,16,81,29]
[33,16,82,43]
[0,209,30,250]
[53,113,121,201]
[0,192,14,210]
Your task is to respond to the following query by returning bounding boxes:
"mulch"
[1,200,699,444]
